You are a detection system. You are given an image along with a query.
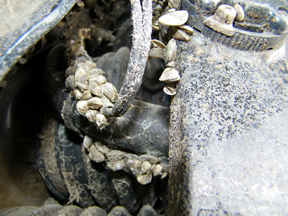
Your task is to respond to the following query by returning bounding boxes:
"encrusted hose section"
[109,0,153,116]
[64,30,117,130]
[37,0,187,213]
[64,0,153,124]
[62,32,169,159]
[35,0,171,213]
[37,11,169,213]
[37,111,169,211]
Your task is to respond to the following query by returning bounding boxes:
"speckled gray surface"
[191,108,288,215]
[168,32,288,215]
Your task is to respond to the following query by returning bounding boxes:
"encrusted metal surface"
[182,0,288,51]
[169,31,288,215]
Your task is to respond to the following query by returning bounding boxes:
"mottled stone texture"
[168,32,288,215]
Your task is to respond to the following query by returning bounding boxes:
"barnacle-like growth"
[64,30,118,130]
[204,4,237,36]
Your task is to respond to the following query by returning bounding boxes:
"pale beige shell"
[163,84,177,95]
[152,164,162,176]
[100,95,114,110]
[137,174,152,185]
[234,3,245,22]
[106,160,126,171]
[75,62,94,73]
[65,75,75,90]
[84,60,96,69]
[87,97,103,109]
[204,4,237,36]
[89,68,105,75]
[139,155,161,164]
[95,113,108,129]
[75,67,89,85]
[72,89,83,100]
[85,109,98,123]
[89,145,105,163]
[77,83,89,92]
[141,161,152,173]
[166,61,176,68]
[159,68,180,83]
[216,4,237,24]
[88,79,103,97]
[151,39,166,49]
[167,8,176,13]
[164,38,177,63]
[161,172,168,179]
[76,100,89,116]
[126,158,142,172]
[102,83,118,102]
[89,74,107,84]
[172,29,191,42]
[83,135,93,150]
[178,25,194,35]
[94,141,109,154]
[80,91,93,100]
[158,10,189,26]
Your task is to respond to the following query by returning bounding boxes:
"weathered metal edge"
[0,0,77,81]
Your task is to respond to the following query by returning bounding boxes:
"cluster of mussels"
[65,44,118,129]
[64,39,169,184]
[149,0,193,95]
[58,46,168,213]
[83,135,168,185]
